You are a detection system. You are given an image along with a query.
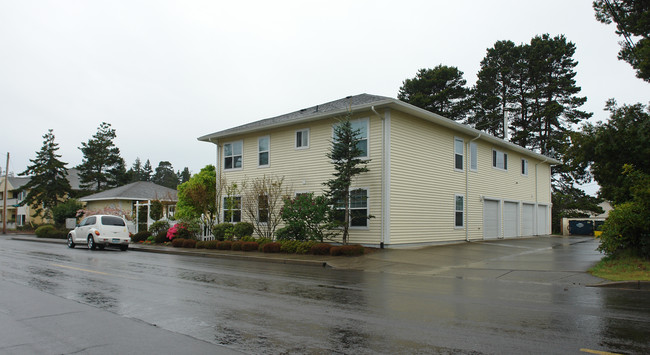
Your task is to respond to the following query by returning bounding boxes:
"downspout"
[466,133,481,242]
[534,157,549,235]
[371,106,385,249]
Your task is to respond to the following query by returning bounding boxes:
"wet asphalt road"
[1,238,649,354]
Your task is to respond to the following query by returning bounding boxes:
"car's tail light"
[94,230,100,236]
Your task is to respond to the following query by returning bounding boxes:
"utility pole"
[2,153,9,234]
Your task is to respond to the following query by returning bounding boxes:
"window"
[492,149,508,170]
[333,118,369,158]
[521,158,528,176]
[224,141,243,170]
[258,136,269,167]
[296,129,309,149]
[101,216,126,226]
[454,137,464,170]
[258,195,269,223]
[17,214,25,226]
[167,205,176,218]
[223,196,241,223]
[455,195,464,228]
[470,142,478,171]
[334,188,369,228]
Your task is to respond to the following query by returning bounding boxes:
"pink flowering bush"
[166,222,193,240]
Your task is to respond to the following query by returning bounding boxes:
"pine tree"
[398,65,471,121]
[142,159,153,182]
[77,122,125,192]
[18,129,71,218]
[323,116,371,245]
[152,161,179,189]
[179,167,191,183]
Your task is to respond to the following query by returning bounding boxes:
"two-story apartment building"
[0,176,41,228]
[198,94,558,247]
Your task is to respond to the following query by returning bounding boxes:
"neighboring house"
[0,176,45,228]
[78,181,178,232]
[198,94,559,247]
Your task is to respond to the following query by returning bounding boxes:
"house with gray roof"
[79,181,178,232]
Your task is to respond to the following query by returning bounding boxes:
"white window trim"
[295,128,310,150]
[258,136,270,168]
[348,187,370,230]
[492,149,508,171]
[223,140,243,171]
[454,137,464,171]
[332,117,370,160]
[470,142,478,172]
[454,194,464,229]
[521,158,529,176]
[223,195,242,223]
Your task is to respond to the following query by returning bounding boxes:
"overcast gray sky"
[1,0,647,185]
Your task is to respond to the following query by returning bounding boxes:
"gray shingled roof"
[198,93,560,164]
[79,181,178,202]
[7,176,30,190]
[198,93,392,141]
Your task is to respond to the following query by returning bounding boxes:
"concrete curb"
[9,236,331,269]
[587,280,650,290]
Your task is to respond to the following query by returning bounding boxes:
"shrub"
[217,241,232,250]
[131,231,152,243]
[146,235,156,242]
[51,199,83,226]
[231,241,243,251]
[280,240,301,253]
[205,240,218,249]
[256,237,273,251]
[233,222,254,239]
[262,242,281,253]
[172,238,186,247]
[311,243,333,255]
[182,239,197,248]
[242,241,259,251]
[280,193,336,241]
[155,231,168,244]
[274,225,297,241]
[599,202,650,258]
[35,225,56,238]
[213,223,234,241]
[149,220,170,235]
[196,241,206,249]
[330,244,365,256]
[297,240,318,254]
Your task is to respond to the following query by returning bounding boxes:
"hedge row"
[190,239,365,256]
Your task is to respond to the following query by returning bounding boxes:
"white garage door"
[483,199,500,240]
[522,203,535,236]
[503,202,519,238]
[537,204,549,235]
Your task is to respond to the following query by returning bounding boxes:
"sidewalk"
[8,234,612,286]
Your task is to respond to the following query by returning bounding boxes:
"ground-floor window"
[455,194,464,228]
[333,188,369,228]
[258,195,269,223]
[223,196,242,223]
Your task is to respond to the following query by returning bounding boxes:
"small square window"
[296,129,309,149]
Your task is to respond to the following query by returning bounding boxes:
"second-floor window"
[470,142,478,171]
[521,158,529,176]
[258,136,269,167]
[454,137,464,170]
[224,141,243,170]
[333,118,368,158]
[492,149,508,170]
[296,129,309,149]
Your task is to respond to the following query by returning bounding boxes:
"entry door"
[503,202,519,238]
[522,204,535,236]
[483,199,500,240]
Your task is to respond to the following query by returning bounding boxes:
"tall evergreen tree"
[324,116,371,245]
[77,122,125,192]
[152,161,179,189]
[398,65,471,121]
[128,157,143,182]
[142,159,153,182]
[593,0,650,82]
[179,167,191,183]
[18,129,71,218]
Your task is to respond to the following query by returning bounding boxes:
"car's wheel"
[98,244,105,250]
[87,235,96,250]
[120,245,128,251]
[67,235,75,248]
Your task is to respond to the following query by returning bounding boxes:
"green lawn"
[590,254,650,281]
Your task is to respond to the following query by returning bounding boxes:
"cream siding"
[218,113,384,244]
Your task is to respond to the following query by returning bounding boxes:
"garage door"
[522,203,535,236]
[503,202,519,238]
[483,199,500,240]
[537,204,549,235]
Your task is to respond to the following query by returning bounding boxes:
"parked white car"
[67,215,131,251]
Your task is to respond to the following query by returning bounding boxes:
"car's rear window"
[101,216,126,226]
